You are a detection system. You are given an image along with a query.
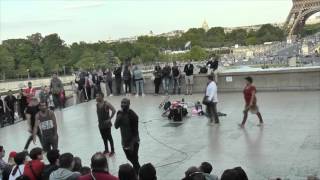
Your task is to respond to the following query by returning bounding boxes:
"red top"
[23,160,45,180]
[24,87,36,104]
[79,172,119,180]
[243,85,257,105]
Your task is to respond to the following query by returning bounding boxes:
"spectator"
[79,167,91,176]
[184,60,194,95]
[50,73,64,109]
[123,65,132,96]
[41,149,60,180]
[79,152,118,180]
[2,151,17,180]
[233,167,248,180]
[138,163,156,180]
[4,90,17,124]
[7,151,17,166]
[23,82,36,105]
[24,147,45,180]
[73,157,82,172]
[133,66,145,97]
[118,163,137,180]
[17,89,28,120]
[114,65,122,95]
[162,63,171,95]
[8,152,27,180]
[0,146,8,179]
[75,71,86,102]
[0,96,4,126]
[92,71,102,98]
[171,61,181,95]
[153,64,162,95]
[199,162,218,180]
[182,166,205,180]
[220,169,238,180]
[105,68,113,96]
[50,153,80,180]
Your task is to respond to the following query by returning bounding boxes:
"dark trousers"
[85,87,91,100]
[7,109,15,124]
[172,78,181,94]
[124,80,131,93]
[20,104,26,120]
[99,128,114,153]
[154,78,161,94]
[115,78,122,95]
[123,142,140,174]
[107,81,113,94]
[206,102,220,123]
[24,130,43,150]
[42,134,58,152]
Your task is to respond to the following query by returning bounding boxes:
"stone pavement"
[0,91,319,180]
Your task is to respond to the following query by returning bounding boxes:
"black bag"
[202,96,212,105]
[169,108,182,122]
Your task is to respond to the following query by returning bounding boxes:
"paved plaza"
[0,91,319,179]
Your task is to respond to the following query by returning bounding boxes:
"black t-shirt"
[0,99,4,114]
[26,105,39,128]
[4,95,17,109]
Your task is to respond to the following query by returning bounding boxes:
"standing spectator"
[84,76,92,101]
[118,163,137,180]
[24,97,42,151]
[0,96,5,127]
[123,65,132,96]
[0,146,8,178]
[205,75,220,125]
[105,69,114,96]
[114,65,122,95]
[153,64,162,95]
[4,90,17,124]
[75,72,86,103]
[199,162,219,180]
[207,57,219,83]
[138,163,157,180]
[171,61,181,95]
[39,86,49,103]
[239,77,264,128]
[8,152,27,180]
[184,60,194,95]
[24,147,45,180]
[79,152,118,180]
[17,89,28,120]
[41,149,60,180]
[162,63,171,95]
[96,92,116,155]
[92,70,102,98]
[133,66,145,97]
[23,82,36,105]
[115,98,141,173]
[50,73,64,109]
[50,153,80,180]
[33,102,59,152]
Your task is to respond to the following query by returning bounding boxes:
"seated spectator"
[41,149,60,180]
[199,162,218,180]
[9,152,27,180]
[2,151,17,180]
[221,167,248,180]
[79,166,91,176]
[139,163,156,180]
[182,166,205,180]
[50,153,80,180]
[72,157,82,172]
[118,163,137,180]
[24,147,45,180]
[79,152,118,180]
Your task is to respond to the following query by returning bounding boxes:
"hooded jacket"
[49,168,80,180]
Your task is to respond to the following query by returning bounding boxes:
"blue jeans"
[135,79,144,95]
[162,77,171,94]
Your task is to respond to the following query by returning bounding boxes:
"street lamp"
[27,69,30,79]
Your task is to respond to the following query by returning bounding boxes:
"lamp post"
[63,65,66,76]
[27,69,30,80]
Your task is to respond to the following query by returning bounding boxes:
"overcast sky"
[0,0,293,44]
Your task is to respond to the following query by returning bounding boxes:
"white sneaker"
[142,93,145,97]
[135,94,139,97]
[109,94,113,97]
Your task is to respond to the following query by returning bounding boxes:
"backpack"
[15,166,30,180]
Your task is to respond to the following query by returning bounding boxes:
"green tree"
[0,46,15,79]
[189,45,207,61]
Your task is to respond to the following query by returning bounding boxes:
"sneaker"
[135,94,139,97]
[238,123,245,128]
[142,93,145,97]
[109,94,113,97]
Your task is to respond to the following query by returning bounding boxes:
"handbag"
[202,96,212,105]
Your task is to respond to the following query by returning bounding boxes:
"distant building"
[157,30,185,39]
[306,15,320,25]
[202,20,209,32]
[224,23,283,33]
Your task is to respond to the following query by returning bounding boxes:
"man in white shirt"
[205,74,220,125]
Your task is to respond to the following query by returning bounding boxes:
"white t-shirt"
[206,81,218,103]
[9,165,25,180]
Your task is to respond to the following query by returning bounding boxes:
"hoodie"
[49,168,80,180]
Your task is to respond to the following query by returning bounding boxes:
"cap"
[9,151,17,158]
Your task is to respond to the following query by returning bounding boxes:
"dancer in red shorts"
[239,76,264,128]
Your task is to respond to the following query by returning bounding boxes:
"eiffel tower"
[284,0,320,37]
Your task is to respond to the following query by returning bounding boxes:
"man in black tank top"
[96,92,116,156]
[32,102,58,152]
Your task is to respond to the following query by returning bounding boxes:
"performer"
[205,74,220,125]
[33,101,58,152]
[239,76,264,128]
[96,92,116,156]
[115,98,140,174]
